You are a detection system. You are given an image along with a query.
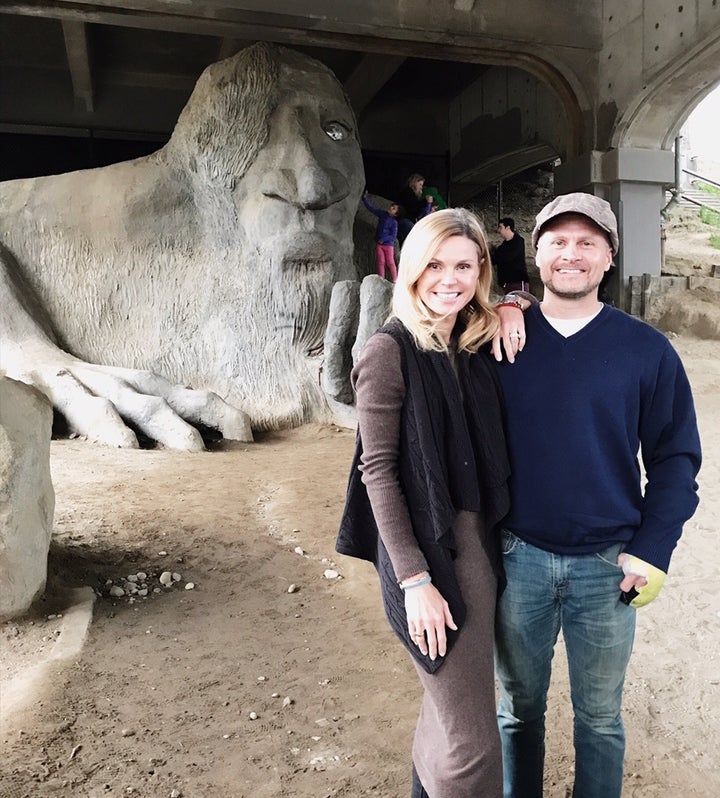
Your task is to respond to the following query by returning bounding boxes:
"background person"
[494,193,702,798]
[362,191,400,281]
[338,208,511,798]
[423,184,447,211]
[492,217,530,293]
[397,173,434,245]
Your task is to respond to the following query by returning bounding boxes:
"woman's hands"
[404,582,457,660]
[492,304,527,363]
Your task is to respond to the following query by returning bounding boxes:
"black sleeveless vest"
[336,319,510,673]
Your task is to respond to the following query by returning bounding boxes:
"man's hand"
[492,304,526,363]
[618,553,667,608]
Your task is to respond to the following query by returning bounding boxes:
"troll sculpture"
[0,43,365,449]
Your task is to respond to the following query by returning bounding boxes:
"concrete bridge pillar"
[554,148,674,312]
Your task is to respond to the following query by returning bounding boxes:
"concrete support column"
[554,148,674,312]
[607,178,668,311]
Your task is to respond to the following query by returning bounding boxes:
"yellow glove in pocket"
[620,555,667,608]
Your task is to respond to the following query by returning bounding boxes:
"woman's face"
[411,177,425,195]
[415,235,480,335]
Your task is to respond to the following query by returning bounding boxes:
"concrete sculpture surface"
[0,378,55,620]
[0,43,365,449]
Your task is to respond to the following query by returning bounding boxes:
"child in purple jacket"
[362,192,400,281]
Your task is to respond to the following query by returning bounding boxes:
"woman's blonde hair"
[391,208,499,353]
[406,173,425,197]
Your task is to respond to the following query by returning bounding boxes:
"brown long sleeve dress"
[354,332,502,798]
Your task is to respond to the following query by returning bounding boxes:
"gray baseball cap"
[531,192,619,254]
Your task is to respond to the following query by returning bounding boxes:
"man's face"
[497,223,512,240]
[535,214,612,300]
[234,64,364,279]
[388,204,399,217]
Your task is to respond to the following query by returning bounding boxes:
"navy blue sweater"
[497,304,701,572]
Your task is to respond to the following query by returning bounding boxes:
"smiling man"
[494,193,702,798]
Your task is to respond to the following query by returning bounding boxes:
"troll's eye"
[324,121,350,141]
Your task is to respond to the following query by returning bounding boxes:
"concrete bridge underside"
[1,0,719,308]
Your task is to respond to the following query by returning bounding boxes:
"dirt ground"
[2,212,720,797]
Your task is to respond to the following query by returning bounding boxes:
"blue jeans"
[495,532,636,798]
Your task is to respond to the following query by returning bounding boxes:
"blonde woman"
[397,172,434,244]
[338,208,511,797]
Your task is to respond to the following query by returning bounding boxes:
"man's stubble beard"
[543,276,603,301]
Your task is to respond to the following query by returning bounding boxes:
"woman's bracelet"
[400,573,432,590]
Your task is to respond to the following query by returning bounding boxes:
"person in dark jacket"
[337,208,511,797]
[397,173,434,245]
[492,217,530,292]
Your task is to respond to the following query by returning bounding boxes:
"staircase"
[665,174,720,214]
[680,185,720,212]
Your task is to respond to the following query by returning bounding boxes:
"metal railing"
[662,137,720,217]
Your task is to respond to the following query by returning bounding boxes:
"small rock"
[287,584,299,593]
[323,569,339,580]
[121,728,135,737]
[158,550,168,556]
[170,789,182,798]
[248,711,258,720]
[126,574,138,583]
[136,572,147,581]
[282,696,294,708]
[138,589,148,597]
[109,586,125,597]
[159,571,173,587]
[257,676,266,682]
[184,582,195,590]
[172,572,182,582]
[294,546,304,556]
